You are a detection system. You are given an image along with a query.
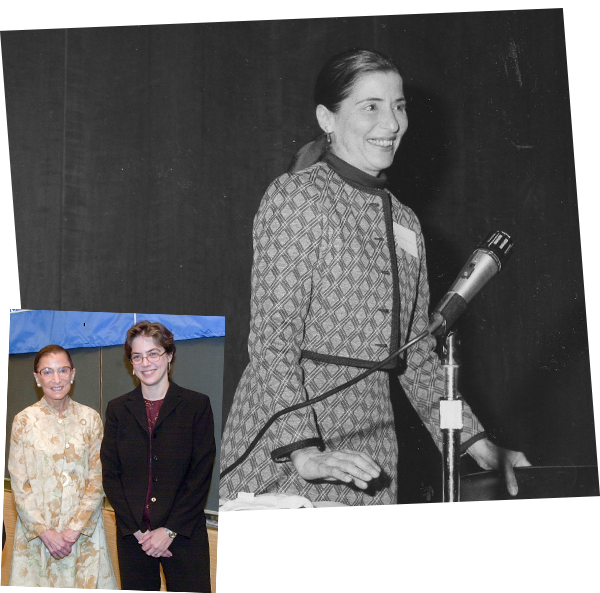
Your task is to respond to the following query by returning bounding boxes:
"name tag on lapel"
[393,222,418,258]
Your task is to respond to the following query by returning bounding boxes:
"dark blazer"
[101,381,215,539]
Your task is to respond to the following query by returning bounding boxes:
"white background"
[226,520,600,593]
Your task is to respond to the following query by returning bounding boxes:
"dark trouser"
[116,523,211,592]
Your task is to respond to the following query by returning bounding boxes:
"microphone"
[427,231,514,336]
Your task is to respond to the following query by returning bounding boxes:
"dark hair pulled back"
[34,345,73,372]
[288,48,402,173]
[314,48,401,113]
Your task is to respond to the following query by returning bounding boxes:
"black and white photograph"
[0,2,598,591]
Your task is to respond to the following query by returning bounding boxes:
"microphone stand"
[221,230,513,482]
[440,329,462,502]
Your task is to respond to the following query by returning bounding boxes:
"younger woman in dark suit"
[101,321,215,592]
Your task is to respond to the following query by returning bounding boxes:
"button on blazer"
[101,381,216,538]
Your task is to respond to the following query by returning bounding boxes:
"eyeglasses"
[130,351,167,365]
[38,367,73,378]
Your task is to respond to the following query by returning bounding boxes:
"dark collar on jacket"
[124,380,184,436]
[323,149,388,191]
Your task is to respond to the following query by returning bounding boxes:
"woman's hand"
[138,528,174,558]
[39,529,73,559]
[61,529,81,545]
[290,446,381,490]
[467,437,531,496]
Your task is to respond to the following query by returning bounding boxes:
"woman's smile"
[317,70,408,177]
[46,381,70,400]
[367,138,395,148]
[34,351,75,408]
[131,335,173,393]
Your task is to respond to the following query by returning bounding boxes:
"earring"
[326,131,332,144]
[70,380,74,384]
[132,369,136,376]
[36,383,41,388]
[168,361,171,372]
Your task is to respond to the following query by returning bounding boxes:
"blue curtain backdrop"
[9,310,225,354]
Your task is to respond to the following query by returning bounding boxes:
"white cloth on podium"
[219,492,314,511]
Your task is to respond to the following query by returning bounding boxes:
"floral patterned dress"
[8,397,117,588]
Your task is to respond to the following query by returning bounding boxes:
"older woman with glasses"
[101,321,216,592]
[7,344,117,588]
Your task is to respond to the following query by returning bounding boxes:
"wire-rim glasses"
[130,351,168,365]
[38,367,73,378]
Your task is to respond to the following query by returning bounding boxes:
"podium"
[460,465,599,501]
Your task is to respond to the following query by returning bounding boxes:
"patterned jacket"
[9,398,105,538]
[220,153,485,487]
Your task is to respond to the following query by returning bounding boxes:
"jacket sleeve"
[164,397,216,538]
[398,219,487,453]
[246,173,326,460]
[67,410,104,535]
[8,413,50,540]
[100,400,141,536]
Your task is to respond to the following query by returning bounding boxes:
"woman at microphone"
[220,48,529,506]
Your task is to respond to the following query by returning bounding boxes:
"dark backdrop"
[2,9,595,503]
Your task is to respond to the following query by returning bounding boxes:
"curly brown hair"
[124,320,176,360]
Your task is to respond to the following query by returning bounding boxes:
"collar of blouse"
[323,149,388,191]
